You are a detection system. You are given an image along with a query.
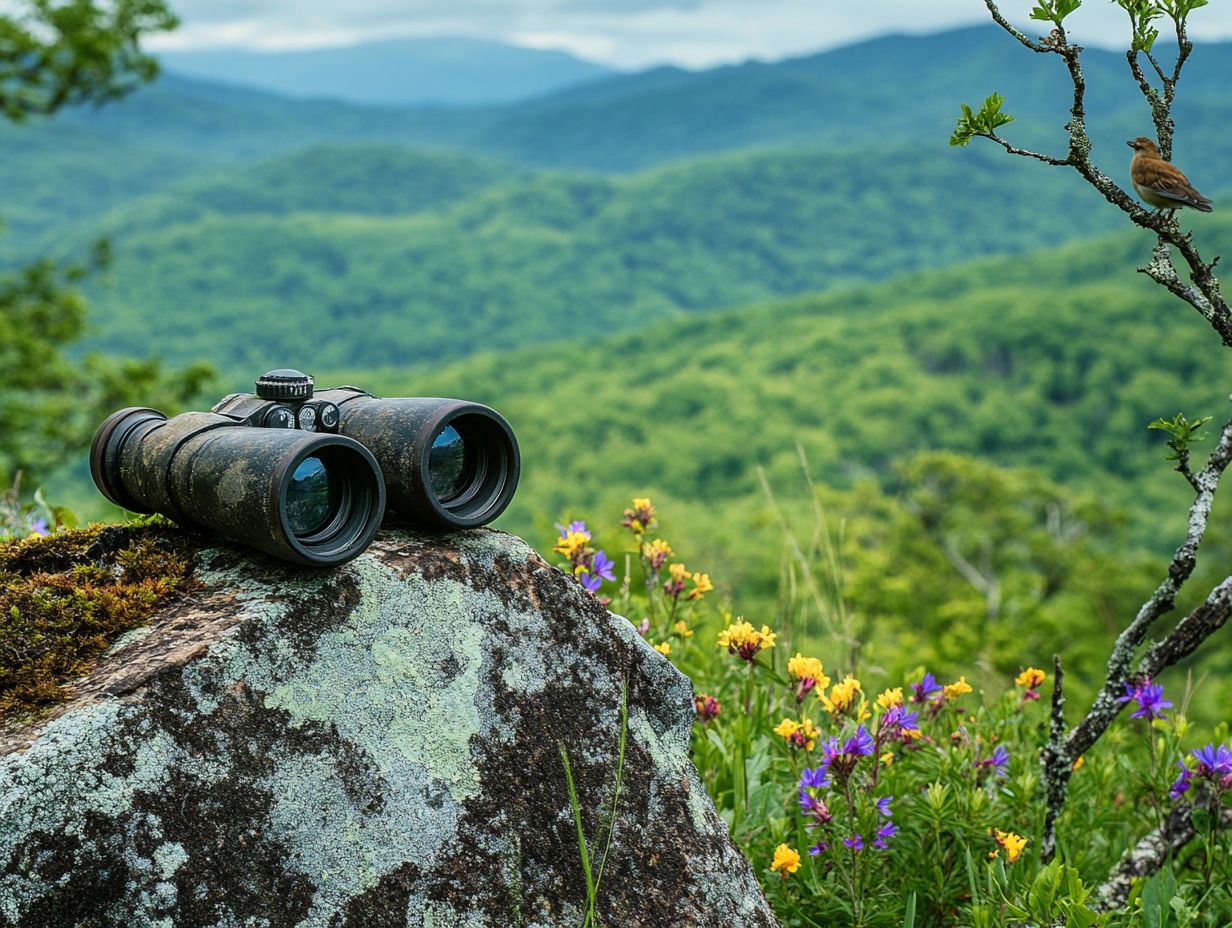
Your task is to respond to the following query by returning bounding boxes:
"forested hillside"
[338,218,1232,590]
[65,141,1155,373]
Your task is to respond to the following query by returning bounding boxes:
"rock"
[0,527,776,927]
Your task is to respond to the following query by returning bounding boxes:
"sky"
[146,0,1232,69]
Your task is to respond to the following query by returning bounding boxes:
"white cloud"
[146,0,1232,68]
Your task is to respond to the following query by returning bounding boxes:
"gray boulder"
[0,528,776,928]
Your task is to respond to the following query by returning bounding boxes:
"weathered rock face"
[0,527,776,928]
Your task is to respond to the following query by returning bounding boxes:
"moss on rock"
[0,522,199,717]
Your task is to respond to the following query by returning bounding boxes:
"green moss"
[0,522,199,718]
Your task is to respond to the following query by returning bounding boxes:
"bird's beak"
[1126,140,1136,149]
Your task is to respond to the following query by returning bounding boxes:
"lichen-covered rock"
[0,527,776,928]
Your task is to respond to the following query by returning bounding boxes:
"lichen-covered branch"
[1036,418,1232,859]
[980,1,1232,348]
[1096,797,1232,911]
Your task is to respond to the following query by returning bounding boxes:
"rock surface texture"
[0,527,776,928]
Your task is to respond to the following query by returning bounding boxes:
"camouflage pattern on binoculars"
[90,369,520,566]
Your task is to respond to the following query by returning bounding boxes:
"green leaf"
[950,93,1015,147]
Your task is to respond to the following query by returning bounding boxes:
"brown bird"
[1128,136,1213,216]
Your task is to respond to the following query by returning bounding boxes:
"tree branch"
[1096,796,1232,911]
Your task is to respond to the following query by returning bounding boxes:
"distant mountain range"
[158,36,616,107]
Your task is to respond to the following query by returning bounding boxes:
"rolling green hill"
[71,139,1184,375]
[328,216,1232,588]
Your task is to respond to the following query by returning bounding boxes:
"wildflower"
[686,572,714,601]
[664,562,691,598]
[621,497,655,535]
[843,725,874,758]
[555,519,589,536]
[770,844,801,875]
[876,687,903,711]
[1072,755,1085,771]
[553,529,590,561]
[643,538,672,569]
[673,620,693,638]
[879,705,920,740]
[819,675,862,717]
[807,841,829,856]
[579,572,603,593]
[592,550,616,582]
[774,717,820,751]
[1171,742,1232,799]
[976,745,1010,779]
[799,765,832,791]
[799,790,833,825]
[635,618,650,637]
[1118,678,1173,721]
[843,834,864,852]
[991,829,1028,864]
[910,673,943,704]
[654,641,671,657]
[788,653,831,703]
[717,619,776,662]
[943,676,973,701]
[1016,667,1046,689]
[694,693,720,723]
[872,822,898,850]
[28,518,49,537]
[880,751,895,766]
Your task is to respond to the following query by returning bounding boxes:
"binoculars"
[90,369,520,567]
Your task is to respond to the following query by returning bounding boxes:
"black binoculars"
[90,369,520,567]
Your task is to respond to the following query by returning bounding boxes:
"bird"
[1128,136,1213,216]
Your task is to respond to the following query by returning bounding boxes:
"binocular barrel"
[317,390,521,529]
[90,407,385,566]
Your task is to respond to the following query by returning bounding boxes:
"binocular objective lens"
[429,425,470,502]
[286,456,338,536]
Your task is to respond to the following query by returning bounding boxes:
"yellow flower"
[991,829,1028,864]
[773,718,800,739]
[773,717,818,751]
[876,687,903,711]
[673,620,694,638]
[654,641,671,656]
[880,751,895,766]
[943,676,973,700]
[770,844,801,875]
[686,572,714,601]
[819,675,862,716]
[633,496,651,511]
[642,538,673,568]
[621,497,656,534]
[1016,667,1046,689]
[553,530,589,559]
[668,562,691,583]
[787,653,828,687]
[1072,755,1085,771]
[717,619,776,662]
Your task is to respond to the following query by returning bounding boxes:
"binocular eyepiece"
[90,369,521,566]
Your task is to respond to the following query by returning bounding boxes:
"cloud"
[148,0,1232,68]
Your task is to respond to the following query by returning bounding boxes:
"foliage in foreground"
[550,498,1231,927]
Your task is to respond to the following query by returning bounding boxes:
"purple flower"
[910,673,942,704]
[555,520,590,539]
[579,572,602,593]
[808,841,829,856]
[591,549,616,582]
[875,795,894,818]
[843,833,863,852]
[818,736,842,769]
[881,705,920,738]
[843,725,874,758]
[798,790,832,823]
[1170,763,1193,800]
[1118,678,1172,721]
[800,766,831,791]
[29,518,49,536]
[976,745,1010,778]
[1191,743,1232,777]
[872,822,898,850]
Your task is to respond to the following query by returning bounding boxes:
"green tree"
[0,0,211,494]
